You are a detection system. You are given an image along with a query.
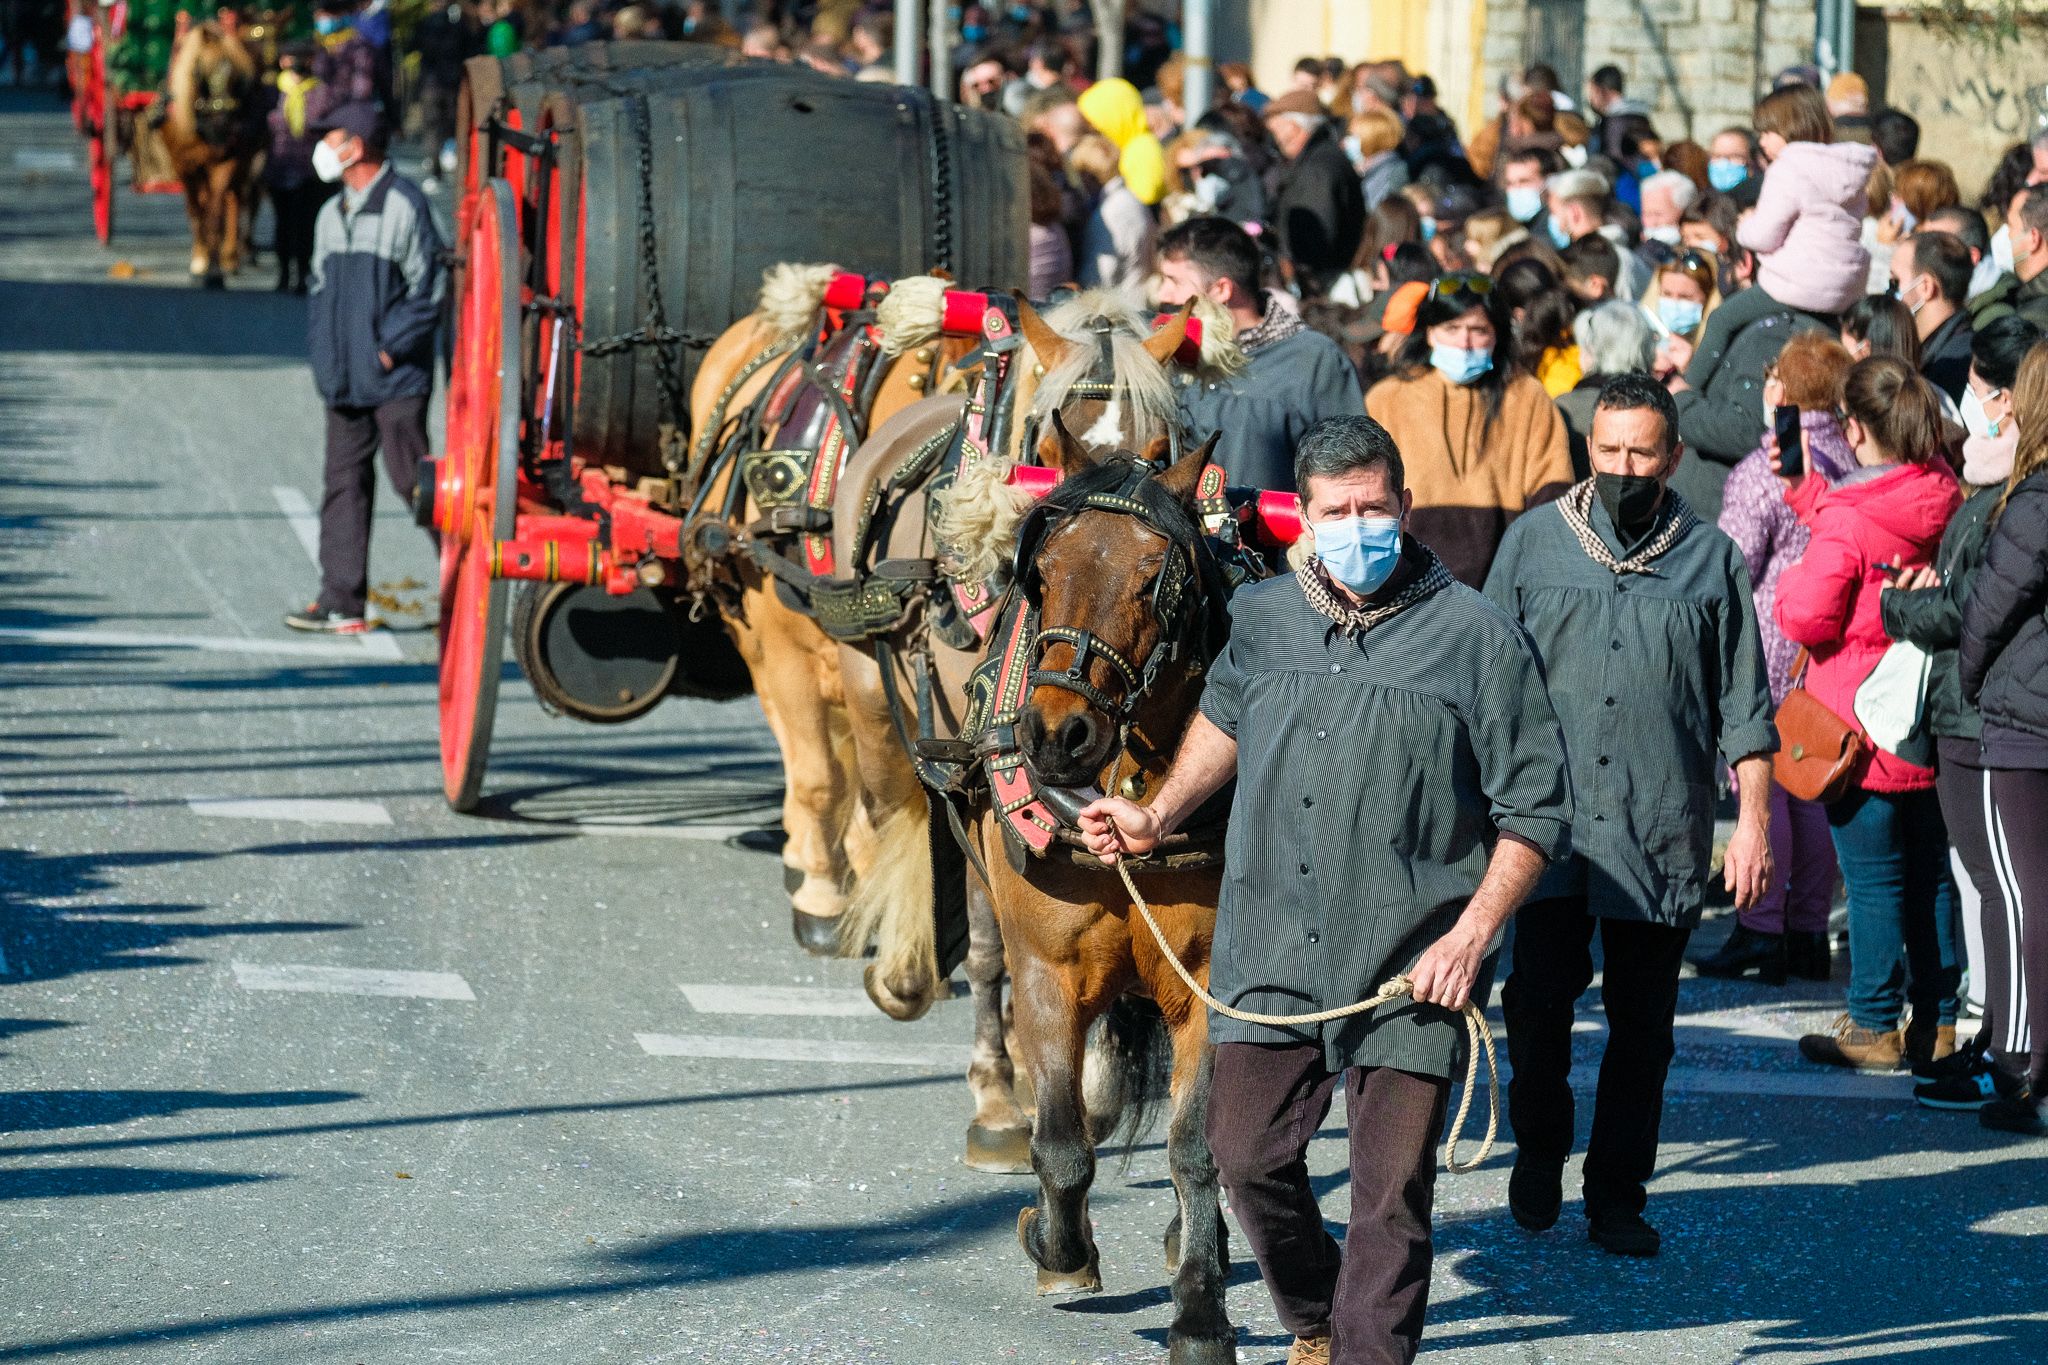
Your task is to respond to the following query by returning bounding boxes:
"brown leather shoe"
[1799,1014,1904,1070]
[1904,1016,1957,1071]
[1287,1335,1333,1365]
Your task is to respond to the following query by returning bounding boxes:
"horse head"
[1014,416,1223,793]
[1015,292,1191,460]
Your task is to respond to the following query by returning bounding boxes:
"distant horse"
[681,267,978,951]
[162,22,260,287]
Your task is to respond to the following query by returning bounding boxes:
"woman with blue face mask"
[1364,273,1576,586]
[1645,247,1720,346]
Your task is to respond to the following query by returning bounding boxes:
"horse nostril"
[1055,713,1098,761]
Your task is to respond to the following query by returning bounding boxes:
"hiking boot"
[1798,1014,1903,1070]
[1285,1334,1332,1365]
[1688,925,1786,984]
[1587,1209,1661,1258]
[1785,931,1833,981]
[284,604,370,634]
[1913,1029,1988,1084]
[1978,1088,2046,1137]
[1915,1060,2027,1111]
[1903,1017,1957,1072]
[1507,1159,1563,1231]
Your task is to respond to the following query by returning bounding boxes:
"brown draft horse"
[824,290,1197,1047]
[162,22,260,287]
[682,267,977,953]
[971,427,1237,1364]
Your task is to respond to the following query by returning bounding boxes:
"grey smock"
[1197,561,1572,1077]
[1484,496,1777,927]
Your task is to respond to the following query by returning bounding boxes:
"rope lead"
[1105,839,1500,1174]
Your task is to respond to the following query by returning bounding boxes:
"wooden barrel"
[457,48,1031,479]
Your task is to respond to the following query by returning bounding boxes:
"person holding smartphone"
[1696,333,1858,983]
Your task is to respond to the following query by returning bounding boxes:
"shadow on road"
[0,279,309,362]
[0,1087,359,1135]
[0,1166,279,1201]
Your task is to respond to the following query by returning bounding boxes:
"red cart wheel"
[94,45,117,245]
[91,132,114,246]
[438,179,522,812]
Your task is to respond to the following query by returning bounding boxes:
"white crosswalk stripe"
[232,963,477,1000]
[679,983,877,1016]
[188,797,395,827]
[636,1033,971,1067]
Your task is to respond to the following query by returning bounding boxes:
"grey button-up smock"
[1198,563,1573,1077]
[1483,497,1778,927]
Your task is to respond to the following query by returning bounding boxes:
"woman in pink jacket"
[1778,356,1964,1073]
[1736,85,1879,318]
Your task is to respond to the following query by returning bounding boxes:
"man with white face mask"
[287,101,444,633]
[1079,414,1570,1365]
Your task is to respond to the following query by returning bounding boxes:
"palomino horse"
[973,429,1240,1364]
[162,22,260,287]
[822,290,1203,1057]
[682,267,977,953]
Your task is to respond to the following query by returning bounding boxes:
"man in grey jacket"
[287,101,444,633]
[1156,216,1362,492]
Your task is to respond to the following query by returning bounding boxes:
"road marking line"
[0,624,400,662]
[188,797,394,827]
[679,984,876,1017]
[270,486,324,567]
[232,962,476,1000]
[14,149,79,171]
[566,820,778,842]
[635,1033,970,1067]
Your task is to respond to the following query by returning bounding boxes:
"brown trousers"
[1207,1042,1449,1365]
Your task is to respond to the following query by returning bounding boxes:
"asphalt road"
[2,89,2045,1364]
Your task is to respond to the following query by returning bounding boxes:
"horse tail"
[1089,995,1171,1167]
[841,795,941,1022]
[165,27,203,141]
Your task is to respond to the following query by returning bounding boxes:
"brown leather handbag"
[1774,649,1867,804]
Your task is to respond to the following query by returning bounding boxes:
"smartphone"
[1774,406,1804,477]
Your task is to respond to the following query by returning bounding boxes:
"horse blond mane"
[937,290,1181,581]
[755,263,840,340]
[166,23,254,141]
[1189,293,1249,379]
[876,275,949,356]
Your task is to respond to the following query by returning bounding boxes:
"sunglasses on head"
[1428,274,1492,303]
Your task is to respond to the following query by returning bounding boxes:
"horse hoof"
[202,273,225,291]
[790,908,841,957]
[863,963,935,1023]
[1167,1334,1238,1365]
[963,1123,1033,1174]
[1017,1208,1102,1295]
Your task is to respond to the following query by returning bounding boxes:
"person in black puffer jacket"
[1958,338,2048,1138]
[1883,317,2041,1113]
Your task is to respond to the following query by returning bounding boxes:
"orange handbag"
[1773,649,1866,804]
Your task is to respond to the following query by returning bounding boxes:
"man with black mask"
[1483,373,1777,1259]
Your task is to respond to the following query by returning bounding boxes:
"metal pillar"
[928,0,951,100]
[894,0,920,87]
[1815,0,1856,81]
[1182,0,1214,117]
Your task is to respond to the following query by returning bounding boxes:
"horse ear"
[1139,434,1173,465]
[1141,300,1195,366]
[1155,431,1220,506]
[1015,292,1075,372]
[1037,411,1095,475]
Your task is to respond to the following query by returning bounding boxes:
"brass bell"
[907,373,926,390]
[1118,773,1147,800]
[1033,363,1046,377]
[914,346,935,363]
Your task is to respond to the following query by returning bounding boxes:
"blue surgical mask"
[1430,344,1493,386]
[964,24,988,43]
[1657,297,1703,335]
[314,14,346,35]
[1547,216,1573,250]
[1636,159,1658,180]
[1342,134,1363,165]
[1505,185,1543,223]
[1707,158,1748,192]
[1311,516,1404,595]
[1419,216,1437,242]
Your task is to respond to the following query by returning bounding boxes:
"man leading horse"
[1080,414,1573,1365]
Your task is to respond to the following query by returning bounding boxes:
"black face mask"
[1594,472,1665,540]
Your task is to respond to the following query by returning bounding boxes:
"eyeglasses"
[1427,274,1493,303]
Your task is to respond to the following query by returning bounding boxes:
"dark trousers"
[269,179,329,284]
[1502,896,1690,1217]
[317,396,431,618]
[1940,761,2026,1071]
[1207,1042,1448,1365]
[1988,767,2048,1088]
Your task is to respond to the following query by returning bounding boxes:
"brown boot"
[1287,1335,1333,1365]
[1799,1014,1904,1070]
[1903,1016,1957,1072]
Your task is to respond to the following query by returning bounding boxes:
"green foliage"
[1919,1,2041,55]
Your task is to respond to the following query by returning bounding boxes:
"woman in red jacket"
[1777,356,1965,1071]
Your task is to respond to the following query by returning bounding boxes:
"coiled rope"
[1106,847,1500,1173]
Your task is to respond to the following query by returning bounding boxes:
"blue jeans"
[1827,787,1960,1033]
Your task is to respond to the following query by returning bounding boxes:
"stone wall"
[1482,0,1814,148]
[1864,15,2048,198]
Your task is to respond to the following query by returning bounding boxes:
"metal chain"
[618,93,693,469]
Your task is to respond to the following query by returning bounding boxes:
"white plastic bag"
[1854,640,1931,755]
